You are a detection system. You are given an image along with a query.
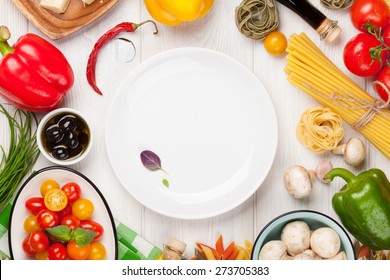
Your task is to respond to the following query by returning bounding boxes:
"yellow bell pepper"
[144,0,214,26]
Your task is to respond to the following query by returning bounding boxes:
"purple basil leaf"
[140,150,162,171]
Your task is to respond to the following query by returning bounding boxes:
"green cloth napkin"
[0,202,161,260]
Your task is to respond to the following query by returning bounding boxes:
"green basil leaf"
[46,225,71,241]
[71,228,97,247]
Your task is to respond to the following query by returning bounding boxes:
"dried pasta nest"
[320,0,355,10]
[296,106,344,153]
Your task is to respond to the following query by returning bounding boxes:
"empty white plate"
[105,48,278,219]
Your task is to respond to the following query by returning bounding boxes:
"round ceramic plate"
[105,48,278,219]
[9,166,118,260]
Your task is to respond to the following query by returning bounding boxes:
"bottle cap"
[317,19,342,43]
[166,237,187,253]
[325,25,342,43]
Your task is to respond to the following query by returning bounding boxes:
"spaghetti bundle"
[286,33,390,159]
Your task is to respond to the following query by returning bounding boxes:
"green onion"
[0,104,40,211]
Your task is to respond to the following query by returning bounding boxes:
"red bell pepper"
[0,26,74,112]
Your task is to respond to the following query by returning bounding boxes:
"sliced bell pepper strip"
[221,241,235,260]
[200,245,216,260]
[196,242,220,259]
[215,235,224,256]
[227,248,240,260]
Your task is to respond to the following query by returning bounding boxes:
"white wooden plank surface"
[1,0,387,259]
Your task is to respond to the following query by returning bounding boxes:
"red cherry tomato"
[343,33,387,78]
[383,24,390,48]
[22,236,35,255]
[374,67,390,102]
[61,215,80,231]
[61,182,81,203]
[79,220,104,241]
[48,243,68,260]
[29,231,49,253]
[36,209,59,229]
[25,197,46,215]
[350,0,390,32]
[56,204,72,220]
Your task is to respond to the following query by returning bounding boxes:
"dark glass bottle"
[275,0,341,42]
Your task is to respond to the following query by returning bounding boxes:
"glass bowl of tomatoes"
[8,166,117,260]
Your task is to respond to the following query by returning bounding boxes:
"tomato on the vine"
[79,220,104,241]
[374,67,390,102]
[61,215,80,231]
[40,179,60,197]
[350,0,390,32]
[44,189,68,211]
[25,197,46,215]
[36,209,59,229]
[382,24,390,48]
[343,33,387,78]
[29,231,49,253]
[67,240,91,260]
[72,198,94,220]
[61,182,81,203]
[48,243,68,260]
[263,31,287,56]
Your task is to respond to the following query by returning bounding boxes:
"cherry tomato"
[67,240,91,260]
[374,66,390,102]
[48,243,68,260]
[350,0,390,32]
[35,250,49,260]
[383,24,390,48]
[61,182,81,203]
[25,197,46,215]
[24,215,42,233]
[40,179,60,197]
[44,189,68,211]
[343,33,387,77]
[264,31,287,56]
[22,236,35,255]
[79,220,104,241]
[72,198,94,220]
[29,231,49,253]
[88,242,106,260]
[56,204,72,220]
[36,209,59,229]
[61,215,80,231]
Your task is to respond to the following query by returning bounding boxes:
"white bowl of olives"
[37,108,93,165]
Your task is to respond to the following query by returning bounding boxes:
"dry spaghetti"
[286,33,390,159]
[297,106,344,153]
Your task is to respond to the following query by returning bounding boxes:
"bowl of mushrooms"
[251,210,355,260]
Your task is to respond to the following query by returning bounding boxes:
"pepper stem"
[132,20,159,35]
[0,26,14,57]
[324,168,357,183]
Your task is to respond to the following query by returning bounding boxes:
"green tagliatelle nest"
[320,0,355,10]
[235,0,279,40]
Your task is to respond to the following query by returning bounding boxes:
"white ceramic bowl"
[251,210,356,260]
[37,108,93,165]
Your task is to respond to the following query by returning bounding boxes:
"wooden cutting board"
[12,0,119,40]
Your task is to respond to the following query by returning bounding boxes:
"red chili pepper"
[0,26,74,112]
[86,20,158,95]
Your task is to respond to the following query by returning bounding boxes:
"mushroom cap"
[284,165,313,199]
[310,227,341,258]
[281,221,311,256]
[259,240,287,260]
[344,138,365,166]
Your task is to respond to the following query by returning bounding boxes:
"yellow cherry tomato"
[24,215,42,233]
[264,31,288,56]
[35,250,49,260]
[44,189,68,211]
[40,179,60,197]
[88,242,106,260]
[72,198,94,220]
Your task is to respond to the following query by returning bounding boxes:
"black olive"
[58,115,77,131]
[65,132,79,149]
[52,145,69,160]
[78,132,89,145]
[68,145,83,158]
[45,125,64,143]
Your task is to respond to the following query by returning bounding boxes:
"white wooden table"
[1,0,385,258]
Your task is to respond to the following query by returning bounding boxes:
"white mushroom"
[333,137,366,166]
[310,227,341,258]
[302,249,322,260]
[325,251,347,260]
[281,221,311,256]
[293,253,314,260]
[284,160,332,199]
[259,240,288,260]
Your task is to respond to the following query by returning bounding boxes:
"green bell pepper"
[325,168,390,250]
